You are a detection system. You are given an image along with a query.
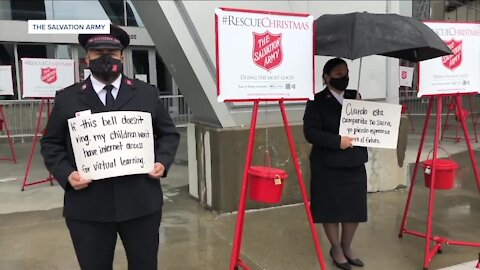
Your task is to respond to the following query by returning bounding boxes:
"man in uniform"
[41,24,179,270]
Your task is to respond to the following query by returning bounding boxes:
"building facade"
[0,0,177,101]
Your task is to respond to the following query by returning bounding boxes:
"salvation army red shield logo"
[41,67,57,84]
[252,31,283,71]
[442,39,462,71]
[401,71,408,79]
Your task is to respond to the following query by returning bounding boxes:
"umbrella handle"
[356,57,362,94]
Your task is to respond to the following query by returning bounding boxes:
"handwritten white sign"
[68,111,155,180]
[339,100,401,149]
[0,66,14,96]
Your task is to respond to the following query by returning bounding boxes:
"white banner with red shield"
[418,22,480,97]
[399,66,414,87]
[215,8,314,101]
[21,58,75,98]
[0,65,14,96]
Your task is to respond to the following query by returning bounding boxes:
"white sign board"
[215,8,314,101]
[68,111,155,180]
[399,66,414,87]
[22,58,75,98]
[134,74,148,83]
[339,100,402,149]
[418,22,480,97]
[83,69,91,81]
[0,66,14,95]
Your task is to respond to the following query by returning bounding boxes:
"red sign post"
[0,105,17,163]
[216,7,326,270]
[404,22,480,269]
[21,98,55,191]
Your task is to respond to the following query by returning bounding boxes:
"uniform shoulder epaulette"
[55,82,82,95]
[124,78,134,87]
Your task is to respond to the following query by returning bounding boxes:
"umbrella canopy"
[315,12,452,62]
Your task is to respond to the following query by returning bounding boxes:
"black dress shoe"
[330,250,352,270]
[345,256,365,267]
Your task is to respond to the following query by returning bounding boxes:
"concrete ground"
[0,119,479,270]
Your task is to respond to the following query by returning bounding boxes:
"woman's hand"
[340,136,354,149]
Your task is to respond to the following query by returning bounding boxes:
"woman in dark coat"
[303,58,368,270]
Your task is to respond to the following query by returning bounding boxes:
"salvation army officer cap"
[78,24,130,50]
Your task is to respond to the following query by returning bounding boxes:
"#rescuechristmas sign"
[22,58,75,98]
[215,8,314,101]
[418,22,480,97]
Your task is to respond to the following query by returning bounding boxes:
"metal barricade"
[0,95,192,139]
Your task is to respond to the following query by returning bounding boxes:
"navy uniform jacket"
[303,88,368,168]
[40,75,180,222]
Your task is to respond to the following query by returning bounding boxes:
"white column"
[385,0,402,105]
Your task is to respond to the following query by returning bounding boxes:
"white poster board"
[83,69,91,81]
[0,66,14,95]
[418,22,480,97]
[399,66,414,87]
[134,74,148,83]
[339,100,402,149]
[22,58,75,98]
[215,8,314,101]
[68,111,155,180]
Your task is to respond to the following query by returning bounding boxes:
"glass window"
[0,1,12,20]
[98,0,126,26]
[56,45,73,59]
[78,47,89,82]
[0,44,17,100]
[126,0,145,27]
[45,1,110,21]
[0,0,147,25]
[156,53,170,95]
[9,0,46,21]
[132,49,150,83]
[45,0,124,24]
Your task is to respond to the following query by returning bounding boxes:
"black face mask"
[329,75,349,91]
[88,54,122,83]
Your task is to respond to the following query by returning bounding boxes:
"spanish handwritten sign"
[68,111,154,180]
[339,100,401,149]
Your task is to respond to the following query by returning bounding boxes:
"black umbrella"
[315,12,452,62]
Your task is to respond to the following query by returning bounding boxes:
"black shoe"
[345,256,365,267]
[330,250,352,270]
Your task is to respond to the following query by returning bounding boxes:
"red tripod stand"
[229,99,326,270]
[21,98,55,191]
[440,94,478,143]
[399,94,480,270]
[0,105,17,163]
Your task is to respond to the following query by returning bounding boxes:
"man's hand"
[68,171,92,190]
[340,136,354,150]
[148,162,165,179]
